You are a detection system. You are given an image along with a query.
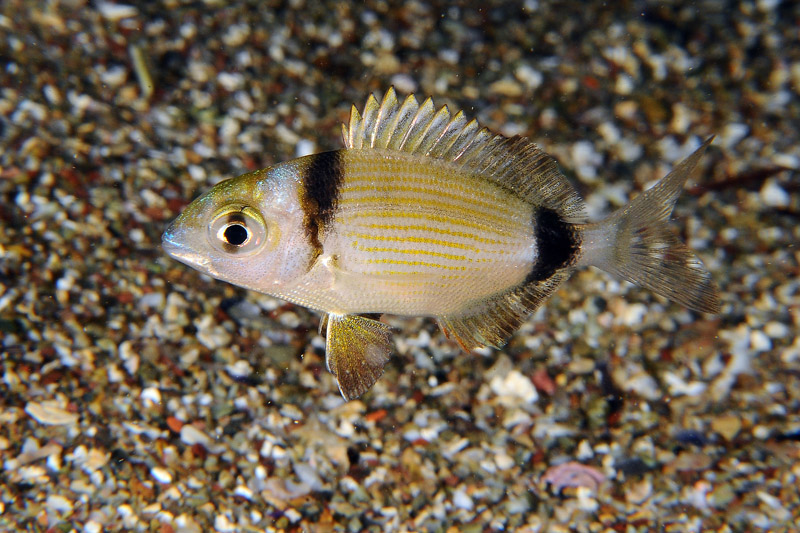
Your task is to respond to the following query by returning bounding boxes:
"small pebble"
[489,78,523,97]
[494,453,515,470]
[489,370,538,404]
[83,520,102,533]
[771,152,799,169]
[180,425,212,447]
[515,64,543,90]
[233,485,254,500]
[390,74,417,94]
[750,330,772,352]
[625,479,652,505]
[576,486,599,512]
[222,23,250,47]
[719,123,749,149]
[671,452,712,471]
[764,321,789,338]
[760,180,790,208]
[151,466,173,484]
[214,514,237,533]
[45,494,74,514]
[452,488,474,510]
[25,402,79,426]
[140,387,162,406]
[711,414,742,441]
[226,360,253,379]
[97,2,138,21]
[663,372,707,397]
[295,139,316,158]
[576,440,594,461]
[571,141,603,182]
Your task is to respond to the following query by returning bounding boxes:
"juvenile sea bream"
[163,88,720,400]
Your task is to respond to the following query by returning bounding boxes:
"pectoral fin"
[323,313,393,401]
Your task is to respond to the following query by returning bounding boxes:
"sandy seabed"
[1,1,799,531]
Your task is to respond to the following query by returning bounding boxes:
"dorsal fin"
[342,87,587,222]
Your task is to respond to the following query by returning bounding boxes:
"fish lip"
[161,227,182,258]
[161,228,211,270]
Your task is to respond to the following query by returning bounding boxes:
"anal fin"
[324,314,393,401]
[437,272,570,351]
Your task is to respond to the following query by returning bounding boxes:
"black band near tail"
[526,207,581,283]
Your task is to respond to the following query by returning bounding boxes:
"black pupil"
[223,224,249,246]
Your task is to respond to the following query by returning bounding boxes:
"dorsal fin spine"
[415,105,451,156]
[343,88,587,222]
[347,105,362,149]
[428,111,467,158]
[357,95,379,149]
[371,88,398,148]
[441,119,479,161]
[385,95,420,151]
[399,97,435,152]
[455,128,493,165]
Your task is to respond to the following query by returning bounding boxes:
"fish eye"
[208,206,268,255]
[221,222,250,246]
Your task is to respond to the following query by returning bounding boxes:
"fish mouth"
[161,226,183,258]
[161,228,208,268]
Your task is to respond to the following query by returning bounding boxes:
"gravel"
[1,0,799,531]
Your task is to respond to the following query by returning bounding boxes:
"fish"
[163,88,720,401]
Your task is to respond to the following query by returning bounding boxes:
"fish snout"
[161,222,182,258]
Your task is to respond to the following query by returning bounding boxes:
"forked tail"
[576,137,721,313]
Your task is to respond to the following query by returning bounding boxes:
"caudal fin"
[577,137,720,314]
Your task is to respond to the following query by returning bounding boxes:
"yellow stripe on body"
[339,195,514,230]
[361,273,469,280]
[358,222,510,244]
[341,183,517,218]
[347,233,481,253]
[364,258,468,270]
[341,210,517,239]
[354,244,469,261]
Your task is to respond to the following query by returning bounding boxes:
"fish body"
[285,149,538,316]
[163,88,720,400]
